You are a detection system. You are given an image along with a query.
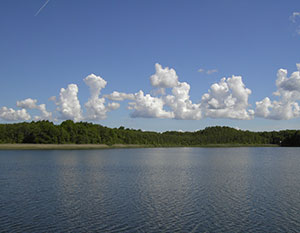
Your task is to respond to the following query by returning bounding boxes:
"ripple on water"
[0,148,300,232]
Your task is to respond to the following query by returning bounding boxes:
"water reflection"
[0,148,300,232]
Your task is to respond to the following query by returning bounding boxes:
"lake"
[0,147,299,232]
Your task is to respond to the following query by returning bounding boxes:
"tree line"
[0,120,299,146]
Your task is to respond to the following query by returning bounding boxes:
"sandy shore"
[0,143,278,150]
[0,144,146,150]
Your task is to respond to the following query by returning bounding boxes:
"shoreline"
[0,144,147,150]
[0,143,279,150]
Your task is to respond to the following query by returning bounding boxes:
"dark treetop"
[0,120,299,146]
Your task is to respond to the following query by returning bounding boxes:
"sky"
[0,0,300,132]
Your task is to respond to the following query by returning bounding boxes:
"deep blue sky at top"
[0,0,299,131]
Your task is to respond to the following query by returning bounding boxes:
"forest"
[0,120,299,146]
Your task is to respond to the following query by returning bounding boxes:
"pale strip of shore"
[0,143,278,150]
[0,144,147,150]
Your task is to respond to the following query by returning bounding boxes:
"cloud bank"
[1,63,300,122]
[105,63,252,120]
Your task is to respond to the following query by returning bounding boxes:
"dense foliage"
[0,120,299,146]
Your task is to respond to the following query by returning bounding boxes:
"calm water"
[0,147,300,232]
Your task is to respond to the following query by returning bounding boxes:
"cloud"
[35,104,53,121]
[121,64,250,120]
[48,74,120,122]
[150,63,179,88]
[255,97,272,118]
[84,97,108,120]
[16,98,52,120]
[276,69,300,94]
[83,74,107,120]
[2,63,300,123]
[255,64,300,120]
[201,75,253,120]
[107,102,120,110]
[84,74,107,98]
[256,98,300,120]
[83,74,120,120]
[49,96,56,102]
[16,98,38,109]
[0,107,31,121]
[198,68,218,75]
[164,81,202,120]
[55,84,82,121]
[105,63,253,120]
[290,12,300,23]
[124,64,202,120]
[103,91,135,101]
[206,69,218,75]
[290,12,300,35]
[128,90,174,118]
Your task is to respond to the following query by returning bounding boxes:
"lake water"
[0,147,300,232]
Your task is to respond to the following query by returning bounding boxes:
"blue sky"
[0,0,300,132]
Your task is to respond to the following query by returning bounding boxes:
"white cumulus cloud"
[84,73,107,98]
[35,104,53,121]
[0,107,31,121]
[84,74,120,120]
[84,97,108,120]
[56,84,82,121]
[3,63,300,123]
[255,64,300,120]
[108,63,252,120]
[255,97,272,118]
[201,75,253,120]
[164,81,202,120]
[16,98,52,120]
[126,64,202,120]
[150,63,179,88]
[128,90,174,118]
[16,98,38,109]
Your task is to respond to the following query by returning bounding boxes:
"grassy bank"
[0,143,279,150]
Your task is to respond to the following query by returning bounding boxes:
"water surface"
[0,147,299,232]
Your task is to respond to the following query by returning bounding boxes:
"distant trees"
[0,120,299,146]
[281,131,300,146]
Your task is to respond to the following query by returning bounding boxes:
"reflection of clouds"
[54,151,82,217]
[135,148,204,230]
[202,148,252,229]
[249,148,300,214]
[53,150,111,228]
[2,148,300,231]
[137,148,254,231]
